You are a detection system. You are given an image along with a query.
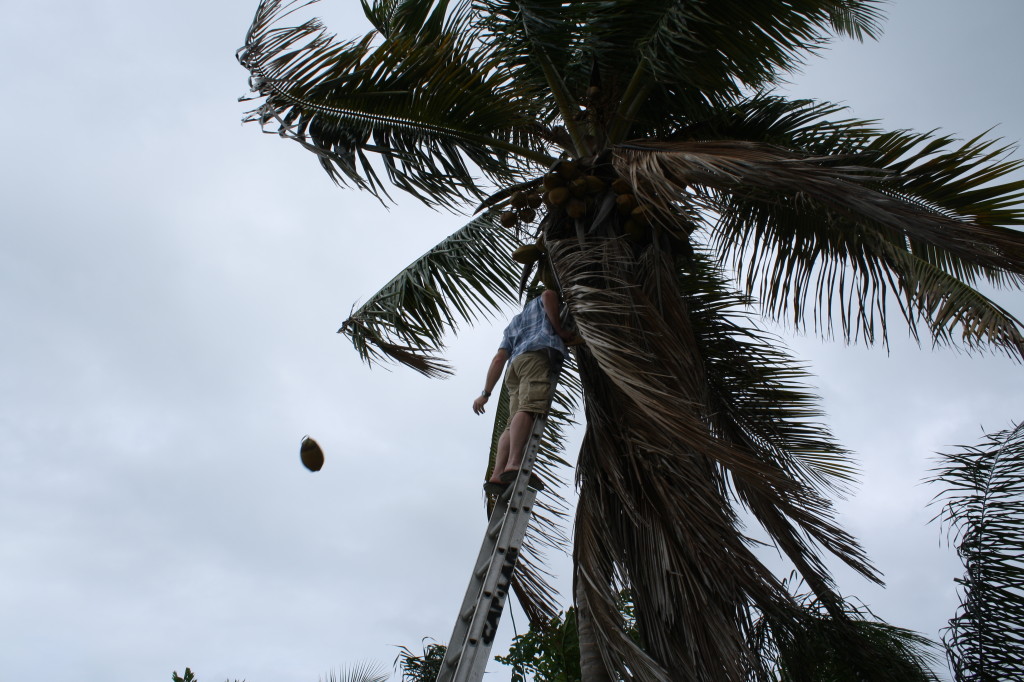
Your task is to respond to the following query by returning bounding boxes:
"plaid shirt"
[499,296,569,360]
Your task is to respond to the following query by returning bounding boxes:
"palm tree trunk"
[576,573,612,682]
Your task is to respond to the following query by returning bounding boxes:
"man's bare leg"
[488,430,512,485]
[503,410,536,474]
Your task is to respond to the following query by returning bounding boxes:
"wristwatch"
[480,390,491,398]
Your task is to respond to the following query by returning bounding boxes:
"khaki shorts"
[504,350,555,427]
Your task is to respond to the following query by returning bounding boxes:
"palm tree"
[928,422,1024,682]
[746,579,941,681]
[237,1,1024,678]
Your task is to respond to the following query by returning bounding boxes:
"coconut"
[611,178,632,195]
[543,173,565,190]
[510,191,529,209]
[631,204,652,226]
[583,175,607,194]
[526,193,542,209]
[569,177,589,198]
[519,207,537,223]
[300,436,325,472]
[500,211,519,228]
[623,219,648,242]
[555,159,581,180]
[615,193,637,215]
[512,244,543,264]
[547,187,571,206]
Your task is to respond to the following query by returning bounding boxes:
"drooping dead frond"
[679,250,858,493]
[549,235,876,680]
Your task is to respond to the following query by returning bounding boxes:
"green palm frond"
[871,237,1024,355]
[472,0,586,75]
[714,193,1024,355]
[337,211,524,377]
[748,580,941,682]
[610,136,1024,356]
[927,422,1024,682]
[359,0,454,41]
[395,640,447,681]
[682,249,858,492]
[674,250,875,612]
[472,0,591,132]
[239,0,555,207]
[319,661,389,682]
[652,95,878,152]
[584,0,885,136]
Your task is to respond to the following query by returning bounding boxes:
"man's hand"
[475,350,507,415]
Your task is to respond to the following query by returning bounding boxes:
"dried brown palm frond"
[677,250,858,494]
[549,234,875,680]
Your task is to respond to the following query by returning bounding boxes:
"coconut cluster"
[500,159,669,269]
[500,189,543,228]
[541,160,653,243]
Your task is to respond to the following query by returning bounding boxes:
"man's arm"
[473,348,509,414]
[541,288,574,342]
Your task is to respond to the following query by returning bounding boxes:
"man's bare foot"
[499,468,545,491]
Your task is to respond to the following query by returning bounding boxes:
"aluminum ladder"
[436,363,562,682]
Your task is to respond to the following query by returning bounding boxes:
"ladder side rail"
[439,481,538,681]
[451,404,552,679]
[453,489,538,682]
[436,496,511,678]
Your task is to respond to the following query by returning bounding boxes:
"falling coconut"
[300,436,324,472]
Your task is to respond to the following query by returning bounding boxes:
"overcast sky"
[1,1,1022,681]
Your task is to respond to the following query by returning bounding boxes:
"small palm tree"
[928,422,1024,682]
[748,579,941,681]
[238,1,1024,678]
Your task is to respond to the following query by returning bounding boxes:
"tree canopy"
[238,1,1024,678]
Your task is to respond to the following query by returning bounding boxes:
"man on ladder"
[472,287,573,495]
[439,286,573,682]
